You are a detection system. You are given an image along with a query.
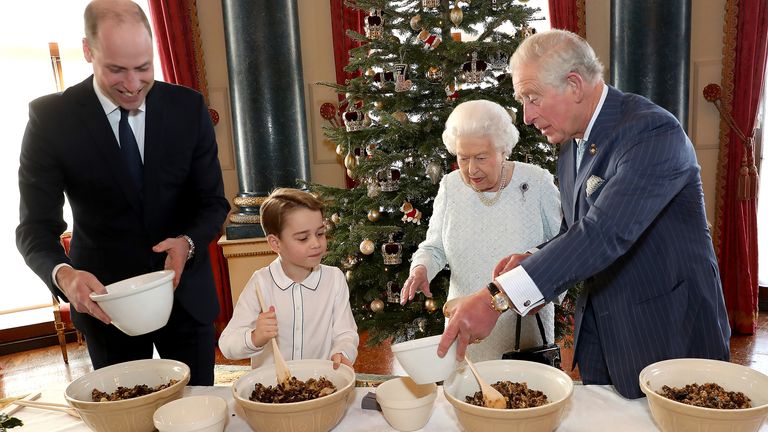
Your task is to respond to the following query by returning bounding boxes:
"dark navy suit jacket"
[17,76,230,332]
[521,86,731,398]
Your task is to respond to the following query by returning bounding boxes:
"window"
[0,1,162,321]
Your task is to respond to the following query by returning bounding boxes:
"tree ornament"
[393,64,413,92]
[360,238,375,255]
[386,281,400,303]
[346,270,353,281]
[335,144,344,156]
[520,25,536,38]
[366,68,376,77]
[366,143,377,158]
[344,152,357,170]
[409,14,422,31]
[367,178,382,198]
[400,201,422,225]
[374,100,384,110]
[323,218,335,231]
[488,51,509,71]
[462,51,488,84]
[331,213,341,224]
[378,168,401,192]
[343,107,367,132]
[367,208,381,222]
[370,298,385,313]
[426,66,444,83]
[450,4,463,27]
[425,298,438,312]
[426,161,444,184]
[365,10,384,40]
[445,81,459,102]
[422,0,440,8]
[392,111,408,123]
[382,233,403,265]
[418,29,442,50]
[373,70,395,88]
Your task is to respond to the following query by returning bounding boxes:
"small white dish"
[90,270,174,336]
[153,395,227,432]
[376,377,437,431]
[390,334,458,384]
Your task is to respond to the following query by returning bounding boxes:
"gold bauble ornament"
[366,68,375,77]
[370,298,385,313]
[367,209,381,222]
[347,168,355,178]
[425,298,438,312]
[392,111,408,123]
[409,14,422,31]
[360,239,375,255]
[450,4,463,27]
[374,100,384,110]
[335,144,344,156]
[344,152,357,170]
[331,213,341,224]
[346,270,353,281]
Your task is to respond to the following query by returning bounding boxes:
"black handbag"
[502,313,562,369]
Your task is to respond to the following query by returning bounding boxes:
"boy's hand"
[250,306,278,348]
[331,352,353,370]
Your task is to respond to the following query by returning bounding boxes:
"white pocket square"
[586,175,606,197]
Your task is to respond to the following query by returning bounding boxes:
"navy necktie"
[119,107,143,192]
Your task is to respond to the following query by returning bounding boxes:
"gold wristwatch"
[487,282,511,313]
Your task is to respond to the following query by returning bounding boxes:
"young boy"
[218,188,359,370]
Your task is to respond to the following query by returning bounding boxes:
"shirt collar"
[582,83,609,142]
[92,78,146,116]
[268,257,322,291]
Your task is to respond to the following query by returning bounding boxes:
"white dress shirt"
[218,257,359,369]
[499,84,608,315]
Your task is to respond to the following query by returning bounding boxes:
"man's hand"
[56,266,111,324]
[250,306,278,348]
[493,253,530,278]
[400,265,431,305]
[331,352,353,370]
[152,237,189,288]
[437,289,501,361]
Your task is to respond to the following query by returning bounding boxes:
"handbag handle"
[514,313,549,351]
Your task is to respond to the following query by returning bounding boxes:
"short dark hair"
[260,188,324,237]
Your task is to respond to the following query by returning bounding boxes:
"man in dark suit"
[16,0,230,385]
[438,29,731,399]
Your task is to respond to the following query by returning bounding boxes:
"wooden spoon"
[12,400,81,419]
[253,282,292,386]
[464,355,506,409]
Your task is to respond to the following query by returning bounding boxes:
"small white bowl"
[90,270,174,336]
[390,334,458,384]
[640,358,768,432]
[376,377,437,431]
[153,395,227,432]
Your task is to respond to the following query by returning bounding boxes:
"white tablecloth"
[8,384,768,431]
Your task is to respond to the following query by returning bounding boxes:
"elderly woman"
[401,99,561,361]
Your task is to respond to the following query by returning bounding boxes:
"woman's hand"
[250,306,278,348]
[400,265,431,305]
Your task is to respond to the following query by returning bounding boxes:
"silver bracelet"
[177,234,195,261]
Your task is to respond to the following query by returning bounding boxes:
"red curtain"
[146,0,233,335]
[547,0,586,37]
[713,0,767,334]
[329,0,365,189]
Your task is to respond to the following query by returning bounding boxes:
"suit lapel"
[73,77,143,214]
[558,140,576,225]
[142,83,165,208]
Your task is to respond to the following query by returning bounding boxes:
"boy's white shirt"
[218,257,359,369]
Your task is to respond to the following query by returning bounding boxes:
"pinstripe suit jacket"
[521,86,731,398]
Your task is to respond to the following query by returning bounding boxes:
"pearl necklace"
[474,163,508,207]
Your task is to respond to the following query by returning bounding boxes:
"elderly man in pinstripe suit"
[438,29,730,399]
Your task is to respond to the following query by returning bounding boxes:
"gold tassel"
[738,162,751,201]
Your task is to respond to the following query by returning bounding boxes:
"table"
[8,384,768,431]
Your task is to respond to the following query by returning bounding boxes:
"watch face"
[493,295,510,311]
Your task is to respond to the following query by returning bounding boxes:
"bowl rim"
[64,358,191,407]
[153,395,228,429]
[90,270,174,301]
[390,335,443,352]
[639,358,768,414]
[375,377,438,409]
[231,360,356,408]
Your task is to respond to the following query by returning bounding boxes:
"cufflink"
[524,300,531,307]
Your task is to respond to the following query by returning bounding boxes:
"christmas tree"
[307,0,574,346]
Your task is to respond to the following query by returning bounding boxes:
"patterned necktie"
[119,107,143,192]
[575,139,587,170]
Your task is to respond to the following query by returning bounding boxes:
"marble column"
[610,0,691,131]
[221,0,310,239]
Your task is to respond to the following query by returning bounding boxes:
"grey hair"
[442,100,520,157]
[510,29,604,90]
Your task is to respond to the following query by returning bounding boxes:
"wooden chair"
[55,232,84,364]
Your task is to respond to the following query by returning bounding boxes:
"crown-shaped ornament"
[382,234,403,265]
[377,168,401,192]
[373,70,395,88]
[422,0,440,8]
[462,52,488,84]
[343,108,366,132]
[385,281,400,303]
[365,10,384,40]
[488,51,509,71]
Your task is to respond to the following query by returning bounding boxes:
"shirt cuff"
[245,328,263,352]
[52,263,72,290]
[525,247,540,254]
[495,266,544,316]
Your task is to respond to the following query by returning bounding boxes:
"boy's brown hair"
[259,188,324,237]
